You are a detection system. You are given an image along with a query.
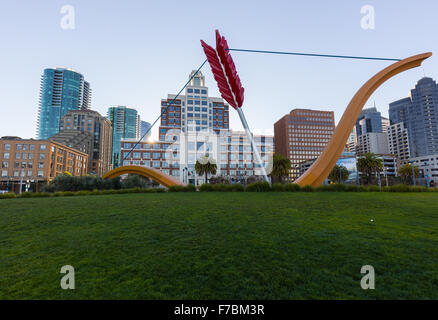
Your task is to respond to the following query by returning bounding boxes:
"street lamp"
[408,161,416,186]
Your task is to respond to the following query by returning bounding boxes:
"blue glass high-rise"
[107,106,140,168]
[37,68,91,140]
[389,77,438,157]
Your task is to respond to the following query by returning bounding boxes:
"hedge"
[1,183,437,200]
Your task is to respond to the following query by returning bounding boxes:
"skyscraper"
[354,106,389,156]
[355,107,383,135]
[140,121,152,141]
[389,77,438,157]
[37,68,91,140]
[274,109,335,180]
[107,106,140,168]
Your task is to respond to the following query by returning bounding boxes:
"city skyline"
[1,1,438,140]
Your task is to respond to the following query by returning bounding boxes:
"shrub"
[168,184,196,192]
[345,185,360,192]
[272,183,285,192]
[301,185,314,192]
[17,192,33,198]
[245,182,271,192]
[199,184,215,192]
[284,184,301,192]
[365,185,381,192]
[409,186,430,192]
[315,185,332,192]
[227,184,244,192]
[385,184,409,192]
[0,193,17,199]
[31,192,51,198]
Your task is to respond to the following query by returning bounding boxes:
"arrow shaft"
[237,108,270,184]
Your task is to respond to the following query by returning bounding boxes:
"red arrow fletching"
[200,30,245,109]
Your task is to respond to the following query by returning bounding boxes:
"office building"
[120,130,273,185]
[37,68,91,140]
[51,110,112,176]
[389,77,438,157]
[274,109,335,180]
[0,136,88,193]
[355,107,383,136]
[107,106,140,168]
[387,122,410,165]
[356,132,389,155]
[409,154,438,184]
[159,71,229,141]
[141,121,152,141]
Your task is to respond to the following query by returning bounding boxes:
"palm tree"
[398,163,420,185]
[329,165,350,184]
[195,155,217,184]
[270,154,292,183]
[357,152,383,185]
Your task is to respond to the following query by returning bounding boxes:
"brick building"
[0,137,88,193]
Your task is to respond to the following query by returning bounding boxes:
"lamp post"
[409,161,416,186]
[383,165,389,187]
[19,163,24,195]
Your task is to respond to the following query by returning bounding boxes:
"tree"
[270,154,292,183]
[329,165,350,184]
[195,155,217,184]
[398,163,420,184]
[357,153,383,185]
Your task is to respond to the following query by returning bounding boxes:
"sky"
[1,0,437,140]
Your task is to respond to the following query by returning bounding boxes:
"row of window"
[3,152,46,160]
[2,144,47,151]
[187,89,207,94]
[1,170,45,178]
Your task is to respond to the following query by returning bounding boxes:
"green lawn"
[0,192,437,299]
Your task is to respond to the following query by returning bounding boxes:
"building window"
[37,171,44,177]
[4,144,11,151]
[152,161,160,168]
[3,153,9,159]
[1,170,7,177]
[40,144,46,151]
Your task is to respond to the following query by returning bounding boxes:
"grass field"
[0,192,437,299]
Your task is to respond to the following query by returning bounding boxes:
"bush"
[31,192,51,198]
[409,186,430,192]
[199,183,259,192]
[17,192,33,198]
[385,184,409,192]
[365,185,381,192]
[245,182,271,192]
[0,193,17,199]
[199,184,214,192]
[272,183,285,192]
[301,185,314,192]
[284,184,301,192]
[168,184,196,192]
[227,184,244,192]
[345,185,360,192]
